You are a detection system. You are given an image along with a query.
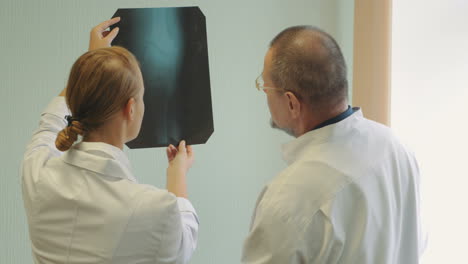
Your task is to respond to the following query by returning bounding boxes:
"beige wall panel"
[353,0,392,125]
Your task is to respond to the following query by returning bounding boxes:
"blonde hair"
[55,47,142,151]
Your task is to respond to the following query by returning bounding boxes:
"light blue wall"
[0,0,354,263]
[336,0,355,101]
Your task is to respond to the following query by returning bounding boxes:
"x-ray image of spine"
[120,9,184,147]
[112,7,213,148]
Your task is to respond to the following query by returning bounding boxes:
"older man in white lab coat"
[241,26,424,263]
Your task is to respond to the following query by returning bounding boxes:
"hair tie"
[65,115,78,127]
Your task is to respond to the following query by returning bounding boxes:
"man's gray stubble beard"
[270,118,295,137]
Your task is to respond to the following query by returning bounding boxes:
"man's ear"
[285,91,301,119]
[123,98,136,121]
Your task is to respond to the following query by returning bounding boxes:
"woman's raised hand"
[89,17,121,51]
[166,140,194,198]
[166,140,194,174]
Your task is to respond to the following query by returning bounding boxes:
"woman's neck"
[84,123,125,150]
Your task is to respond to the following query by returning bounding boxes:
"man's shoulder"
[356,115,417,161]
[273,160,352,195]
[259,161,353,225]
[356,115,405,146]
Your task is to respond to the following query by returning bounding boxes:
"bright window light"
[391,1,468,263]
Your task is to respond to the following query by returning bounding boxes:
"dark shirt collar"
[282,107,363,165]
[313,106,356,131]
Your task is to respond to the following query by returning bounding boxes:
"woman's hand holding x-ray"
[166,141,194,198]
[59,18,121,96]
[89,17,121,51]
[167,140,194,171]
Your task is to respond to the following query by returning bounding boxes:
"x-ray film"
[110,7,213,149]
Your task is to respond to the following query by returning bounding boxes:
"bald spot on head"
[268,26,348,113]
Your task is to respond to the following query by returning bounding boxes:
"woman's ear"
[123,98,136,121]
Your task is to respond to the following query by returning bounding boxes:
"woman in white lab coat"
[21,18,198,264]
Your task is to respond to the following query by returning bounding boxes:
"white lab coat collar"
[282,108,363,165]
[61,141,137,182]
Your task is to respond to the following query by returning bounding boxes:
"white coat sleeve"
[141,191,199,264]
[174,197,199,263]
[21,97,70,206]
[241,193,342,264]
[241,196,305,264]
[23,97,69,161]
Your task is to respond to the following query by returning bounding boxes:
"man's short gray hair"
[269,26,348,111]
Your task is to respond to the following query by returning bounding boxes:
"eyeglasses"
[255,74,303,101]
[255,74,285,92]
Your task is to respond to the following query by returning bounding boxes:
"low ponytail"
[55,120,86,151]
